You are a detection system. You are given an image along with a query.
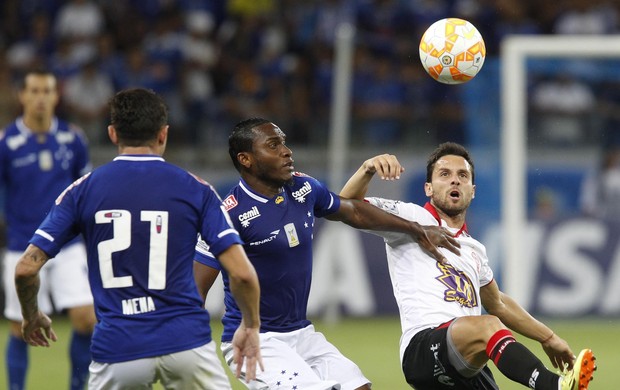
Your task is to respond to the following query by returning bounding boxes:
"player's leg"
[66,305,96,390]
[3,250,53,390]
[449,315,561,389]
[48,243,96,390]
[157,341,232,389]
[296,324,371,390]
[6,320,28,390]
[89,358,156,390]
[402,323,499,389]
[221,330,340,390]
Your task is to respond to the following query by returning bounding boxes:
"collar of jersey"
[423,201,468,236]
[113,155,165,162]
[238,179,274,204]
[17,116,58,135]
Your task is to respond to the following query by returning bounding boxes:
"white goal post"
[500,35,620,305]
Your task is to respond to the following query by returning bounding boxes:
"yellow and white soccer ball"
[419,18,486,84]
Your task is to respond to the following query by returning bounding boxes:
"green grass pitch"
[0,316,615,389]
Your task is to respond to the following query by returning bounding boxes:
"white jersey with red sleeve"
[364,197,494,362]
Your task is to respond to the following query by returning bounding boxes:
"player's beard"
[432,196,470,218]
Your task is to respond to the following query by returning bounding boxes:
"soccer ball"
[419,18,486,84]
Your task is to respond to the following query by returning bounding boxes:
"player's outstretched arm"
[217,244,263,381]
[338,154,460,262]
[480,280,576,370]
[15,244,57,347]
[340,154,404,200]
[330,198,459,263]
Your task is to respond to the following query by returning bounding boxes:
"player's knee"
[478,315,507,339]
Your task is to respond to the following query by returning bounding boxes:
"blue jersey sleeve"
[197,184,243,258]
[194,236,223,270]
[29,178,84,257]
[305,175,341,218]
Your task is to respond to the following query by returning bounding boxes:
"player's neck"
[437,210,467,229]
[23,114,52,133]
[242,174,283,198]
[118,146,161,156]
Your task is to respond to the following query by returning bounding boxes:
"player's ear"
[472,184,476,199]
[237,152,252,169]
[158,125,169,145]
[108,125,119,145]
[424,182,433,197]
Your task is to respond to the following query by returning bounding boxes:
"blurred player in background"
[0,69,95,390]
[14,88,263,389]
[339,144,596,390]
[194,117,459,390]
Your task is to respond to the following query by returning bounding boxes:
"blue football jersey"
[30,155,242,363]
[195,173,340,342]
[0,117,91,251]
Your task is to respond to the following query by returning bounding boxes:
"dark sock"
[69,331,92,390]
[486,329,559,390]
[6,334,28,390]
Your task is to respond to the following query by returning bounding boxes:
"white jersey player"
[340,147,596,390]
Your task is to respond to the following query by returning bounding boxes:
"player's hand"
[231,325,264,383]
[412,225,460,264]
[363,154,404,180]
[21,311,57,347]
[541,333,575,370]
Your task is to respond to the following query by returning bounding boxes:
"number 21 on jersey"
[95,210,169,289]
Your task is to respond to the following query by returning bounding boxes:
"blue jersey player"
[14,88,263,389]
[0,69,95,390]
[194,118,459,390]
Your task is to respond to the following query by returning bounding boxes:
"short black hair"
[19,68,56,90]
[426,142,475,183]
[109,88,168,146]
[228,117,271,172]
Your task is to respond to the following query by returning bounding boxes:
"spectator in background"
[95,33,127,91]
[53,0,105,66]
[486,0,541,54]
[62,58,115,144]
[530,72,596,147]
[580,148,620,219]
[353,54,407,145]
[553,0,618,35]
[180,11,219,144]
[5,13,55,79]
[141,8,186,142]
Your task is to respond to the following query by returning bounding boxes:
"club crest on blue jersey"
[291,181,312,203]
[239,205,261,227]
[435,262,478,308]
[275,195,284,204]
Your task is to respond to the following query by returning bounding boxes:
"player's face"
[250,122,294,185]
[425,155,475,217]
[19,74,59,120]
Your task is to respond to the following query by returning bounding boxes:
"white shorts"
[222,324,371,390]
[88,341,231,390]
[2,243,93,321]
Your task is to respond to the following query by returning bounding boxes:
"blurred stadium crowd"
[0,0,619,149]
